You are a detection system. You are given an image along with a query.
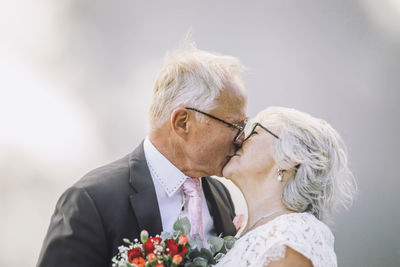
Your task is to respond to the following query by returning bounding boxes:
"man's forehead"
[213,85,247,121]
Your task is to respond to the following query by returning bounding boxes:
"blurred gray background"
[1,0,399,266]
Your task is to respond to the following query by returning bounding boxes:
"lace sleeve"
[215,213,337,267]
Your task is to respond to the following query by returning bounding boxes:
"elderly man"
[37,45,248,266]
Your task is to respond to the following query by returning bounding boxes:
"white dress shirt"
[143,137,216,242]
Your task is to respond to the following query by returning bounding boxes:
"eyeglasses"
[244,122,280,141]
[185,107,248,143]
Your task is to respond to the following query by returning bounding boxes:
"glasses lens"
[243,122,256,139]
[234,120,248,142]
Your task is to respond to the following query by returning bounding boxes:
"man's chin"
[215,165,225,177]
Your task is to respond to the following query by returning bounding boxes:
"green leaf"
[173,217,191,236]
[160,231,173,241]
[163,253,172,263]
[188,237,198,250]
[199,248,215,264]
[188,248,202,260]
[213,252,225,262]
[194,235,204,249]
[223,236,236,250]
[207,236,224,254]
[192,257,209,267]
[123,238,133,246]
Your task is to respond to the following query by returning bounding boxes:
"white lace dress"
[215,212,337,267]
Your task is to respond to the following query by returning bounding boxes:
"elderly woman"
[216,107,356,267]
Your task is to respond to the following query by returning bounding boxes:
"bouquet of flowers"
[112,217,236,267]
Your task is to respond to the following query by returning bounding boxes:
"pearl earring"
[277,168,283,182]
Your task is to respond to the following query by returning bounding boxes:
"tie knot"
[182,178,201,197]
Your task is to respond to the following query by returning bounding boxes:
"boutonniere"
[233,214,245,232]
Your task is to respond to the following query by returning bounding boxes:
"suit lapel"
[202,178,237,236]
[128,142,163,237]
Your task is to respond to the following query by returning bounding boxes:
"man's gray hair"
[255,107,357,223]
[149,43,245,130]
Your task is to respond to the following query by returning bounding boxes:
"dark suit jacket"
[37,142,237,267]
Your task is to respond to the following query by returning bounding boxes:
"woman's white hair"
[149,42,245,130]
[255,107,357,223]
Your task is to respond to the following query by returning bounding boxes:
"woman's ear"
[170,108,189,138]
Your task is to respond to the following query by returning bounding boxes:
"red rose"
[165,239,188,257]
[178,244,187,257]
[131,257,146,267]
[144,237,162,255]
[127,247,142,262]
[166,239,179,256]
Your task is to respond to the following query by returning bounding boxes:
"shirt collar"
[143,136,188,197]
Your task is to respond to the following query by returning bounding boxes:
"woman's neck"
[240,173,290,231]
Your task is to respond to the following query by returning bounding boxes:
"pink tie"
[182,178,204,244]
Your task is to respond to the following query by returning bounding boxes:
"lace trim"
[215,212,337,267]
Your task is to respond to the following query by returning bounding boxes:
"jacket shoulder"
[75,153,131,190]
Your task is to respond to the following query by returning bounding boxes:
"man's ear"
[170,108,190,138]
